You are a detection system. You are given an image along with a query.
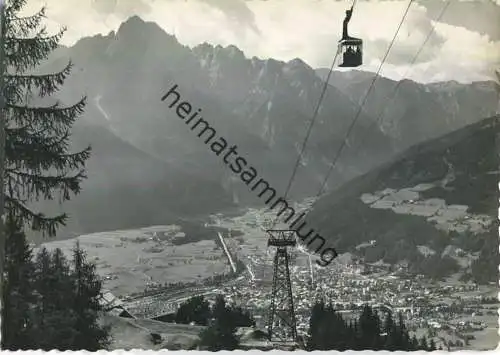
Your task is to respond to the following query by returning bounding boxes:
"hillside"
[306,115,499,283]
[29,120,235,242]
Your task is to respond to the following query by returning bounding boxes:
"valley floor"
[40,198,498,350]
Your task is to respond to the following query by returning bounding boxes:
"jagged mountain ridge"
[31,15,498,236]
[316,69,499,151]
[305,115,499,282]
[41,16,396,201]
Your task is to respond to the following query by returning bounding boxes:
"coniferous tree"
[419,335,429,351]
[198,295,239,351]
[1,0,91,344]
[410,334,419,350]
[351,319,361,350]
[1,216,36,350]
[396,311,411,349]
[198,316,239,351]
[175,295,211,325]
[226,304,255,327]
[31,246,77,350]
[31,247,68,350]
[48,247,79,349]
[3,0,90,236]
[212,294,226,322]
[429,338,437,351]
[358,304,382,350]
[32,246,51,340]
[34,247,78,350]
[383,311,398,350]
[306,304,433,352]
[71,242,110,350]
[3,241,109,350]
[307,300,327,350]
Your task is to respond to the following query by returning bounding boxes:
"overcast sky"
[22,0,500,83]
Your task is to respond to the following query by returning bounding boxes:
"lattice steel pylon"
[266,229,298,343]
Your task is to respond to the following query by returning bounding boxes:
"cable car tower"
[264,0,363,348]
[266,229,298,344]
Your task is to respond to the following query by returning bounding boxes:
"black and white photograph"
[0,0,498,351]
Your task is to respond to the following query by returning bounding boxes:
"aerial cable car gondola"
[338,2,363,68]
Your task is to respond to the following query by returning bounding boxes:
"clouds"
[21,0,500,83]
[350,3,447,66]
[197,0,261,38]
[91,0,152,17]
[416,0,500,41]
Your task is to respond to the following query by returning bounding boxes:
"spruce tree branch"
[5,28,65,73]
[6,168,87,204]
[6,97,87,131]
[5,0,29,16]
[2,0,90,238]
[5,61,73,97]
[5,195,67,237]
[7,7,46,38]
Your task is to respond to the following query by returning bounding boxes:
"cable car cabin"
[338,38,362,67]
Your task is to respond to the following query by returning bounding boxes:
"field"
[39,225,230,296]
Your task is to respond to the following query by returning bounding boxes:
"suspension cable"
[269,0,360,229]
[268,48,341,229]
[306,0,415,209]
[351,0,452,157]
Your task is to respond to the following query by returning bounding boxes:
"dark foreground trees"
[2,218,109,350]
[197,295,251,351]
[1,0,102,349]
[175,295,211,325]
[307,302,436,351]
[3,0,90,235]
[173,294,255,350]
[1,0,90,303]
[179,295,433,351]
[175,294,255,328]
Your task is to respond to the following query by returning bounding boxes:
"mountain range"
[31,15,499,239]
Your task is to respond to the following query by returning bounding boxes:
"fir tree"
[0,0,91,325]
[226,304,255,327]
[35,247,78,350]
[1,216,36,350]
[32,246,51,334]
[71,242,110,350]
[358,304,382,350]
[350,319,361,350]
[397,311,412,350]
[199,295,239,351]
[383,311,398,350]
[306,303,430,351]
[3,0,90,236]
[31,246,67,350]
[410,334,419,350]
[419,335,429,351]
[198,317,239,351]
[429,338,437,351]
[175,295,211,325]
[212,294,226,322]
[307,300,327,350]
[1,0,93,349]
[32,245,109,350]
